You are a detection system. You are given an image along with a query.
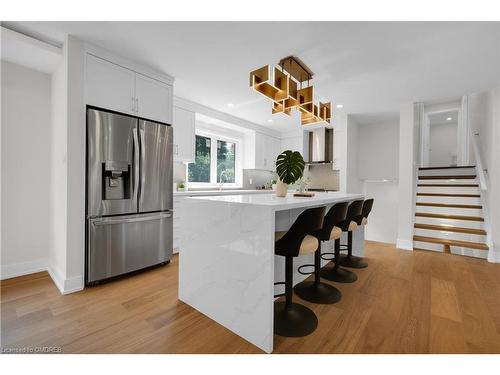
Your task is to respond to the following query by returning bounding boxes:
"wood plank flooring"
[2,241,500,353]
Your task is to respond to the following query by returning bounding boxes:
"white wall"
[345,115,363,193]
[397,103,419,250]
[429,122,458,166]
[1,61,51,278]
[357,120,400,244]
[358,121,399,180]
[48,35,85,294]
[364,182,399,244]
[468,87,500,262]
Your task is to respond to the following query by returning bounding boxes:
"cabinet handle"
[131,97,135,112]
[135,98,139,113]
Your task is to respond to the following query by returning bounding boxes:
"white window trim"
[187,129,243,189]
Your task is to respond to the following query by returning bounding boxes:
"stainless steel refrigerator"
[86,107,173,284]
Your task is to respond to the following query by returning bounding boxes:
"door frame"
[419,97,469,167]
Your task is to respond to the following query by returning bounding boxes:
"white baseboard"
[487,247,500,263]
[47,266,84,294]
[1,258,48,280]
[396,238,414,250]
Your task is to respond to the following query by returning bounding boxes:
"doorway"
[427,110,459,167]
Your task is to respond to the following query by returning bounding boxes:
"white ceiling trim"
[1,26,62,74]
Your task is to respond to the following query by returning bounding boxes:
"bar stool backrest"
[337,199,363,231]
[355,199,374,225]
[275,206,326,257]
[314,202,349,241]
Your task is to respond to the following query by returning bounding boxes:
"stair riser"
[418,167,476,177]
[413,228,486,243]
[450,247,488,259]
[416,196,481,205]
[415,205,482,216]
[413,241,443,252]
[418,179,477,185]
[414,216,485,229]
[417,186,480,194]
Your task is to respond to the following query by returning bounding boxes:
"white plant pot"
[272,183,277,191]
[276,180,288,197]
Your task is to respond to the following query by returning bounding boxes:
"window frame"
[187,129,242,189]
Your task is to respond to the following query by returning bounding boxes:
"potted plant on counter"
[271,179,277,191]
[275,150,305,197]
[177,181,186,192]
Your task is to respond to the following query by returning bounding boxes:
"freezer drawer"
[87,212,173,283]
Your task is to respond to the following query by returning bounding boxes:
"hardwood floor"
[2,241,500,353]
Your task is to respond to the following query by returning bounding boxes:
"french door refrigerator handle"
[133,127,140,205]
[139,125,146,208]
[93,212,172,226]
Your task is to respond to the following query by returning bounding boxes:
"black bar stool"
[274,206,326,337]
[294,202,348,304]
[340,199,374,269]
[320,200,363,283]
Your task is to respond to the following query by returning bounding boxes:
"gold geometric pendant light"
[250,56,331,126]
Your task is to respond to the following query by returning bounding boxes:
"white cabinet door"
[135,73,173,124]
[254,132,266,170]
[86,54,136,115]
[281,137,303,154]
[266,136,280,171]
[173,106,195,163]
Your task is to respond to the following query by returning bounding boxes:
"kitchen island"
[178,192,364,353]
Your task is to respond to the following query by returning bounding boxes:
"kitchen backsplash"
[242,169,277,190]
[305,164,339,191]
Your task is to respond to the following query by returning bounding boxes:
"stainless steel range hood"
[307,128,333,164]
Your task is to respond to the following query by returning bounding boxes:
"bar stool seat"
[275,232,319,255]
[330,226,342,240]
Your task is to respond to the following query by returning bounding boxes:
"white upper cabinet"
[86,54,136,115]
[280,136,303,155]
[254,132,280,171]
[135,73,173,124]
[173,106,195,163]
[85,52,173,123]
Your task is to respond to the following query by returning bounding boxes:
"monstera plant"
[275,150,305,197]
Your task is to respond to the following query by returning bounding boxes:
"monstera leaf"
[276,150,305,185]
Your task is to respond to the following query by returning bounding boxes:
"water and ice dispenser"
[102,160,132,200]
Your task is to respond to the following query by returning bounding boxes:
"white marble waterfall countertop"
[178,190,365,353]
[173,189,274,196]
[186,191,364,211]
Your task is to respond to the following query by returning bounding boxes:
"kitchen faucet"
[219,170,228,190]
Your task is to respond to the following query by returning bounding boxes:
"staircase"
[413,166,489,259]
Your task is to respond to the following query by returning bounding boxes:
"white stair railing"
[470,127,493,259]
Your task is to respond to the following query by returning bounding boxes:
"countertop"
[173,189,274,196]
[186,191,364,211]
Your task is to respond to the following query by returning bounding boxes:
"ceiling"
[429,110,459,125]
[4,21,500,132]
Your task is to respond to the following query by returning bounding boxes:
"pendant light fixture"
[250,56,332,126]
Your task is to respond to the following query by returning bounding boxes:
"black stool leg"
[274,256,318,337]
[320,239,357,283]
[340,231,368,269]
[294,242,342,304]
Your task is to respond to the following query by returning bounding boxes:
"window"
[217,140,235,183]
[187,130,242,187]
[188,135,211,183]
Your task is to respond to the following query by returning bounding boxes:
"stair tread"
[414,223,486,235]
[419,175,476,180]
[417,184,479,187]
[417,193,480,197]
[416,202,482,209]
[415,212,484,221]
[418,166,475,170]
[413,235,488,250]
